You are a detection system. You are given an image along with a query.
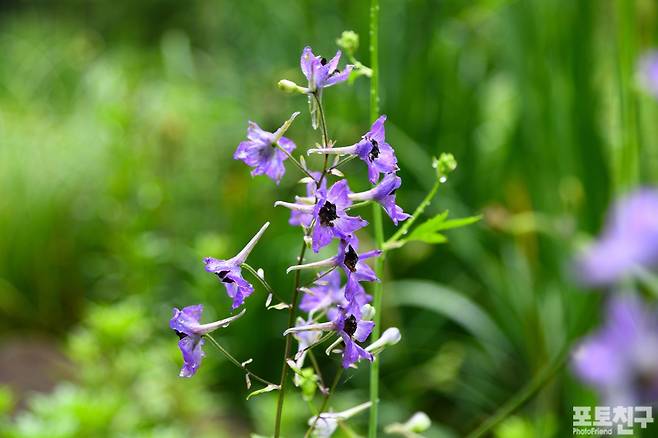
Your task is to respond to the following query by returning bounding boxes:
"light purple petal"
[178,335,205,378]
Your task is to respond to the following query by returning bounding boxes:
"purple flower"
[638,51,658,99]
[349,173,411,225]
[275,180,367,252]
[301,46,353,130]
[301,46,352,93]
[204,222,269,309]
[335,241,380,307]
[576,189,658,286]
[308,115,399,184]
[572,294,658,405]
[234,113,299,184]
[284,307,374,369]
[289,241,378,316]
[311,180,367,252]
[169,305,246,377]
[334,310,374,368]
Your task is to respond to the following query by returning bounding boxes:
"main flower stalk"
[274,91,332,438]
[368,0,383,436]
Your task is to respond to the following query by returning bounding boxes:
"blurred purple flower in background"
[576,189,658,286]
[572,294,658,405]
[170,305,246,377]
[638,51,658,99]
[299,269,346,316]
[204,222,270,309]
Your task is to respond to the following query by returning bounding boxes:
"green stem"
[205,334,278,387]
[346,200,373,211]
[368,0,382,436]
[241,263,285,303]
[274,142,317,181]
[307,350,326,390]
[299,265,338,289]
[314,92,332,188]
[385,178,441,248]
[465,349,570,438]
[613,0,639,192]
[274,90,332,438]
[329,155,357,171]
[274,240,307,438]
[305,368,344,438]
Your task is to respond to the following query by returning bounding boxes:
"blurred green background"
[1,0,657,436]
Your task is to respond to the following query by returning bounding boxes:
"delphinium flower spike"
[169,305,246,377]
[204,222,270,309]
[348,173,410,225]
[308,115,398,183]
[234,112,300,184]
[576,188,658,286]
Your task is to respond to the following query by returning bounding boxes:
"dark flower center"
[344,245,359,272]
[344,314,358,337]
[175,330,187,340]
[318,201,338,226]
[217,270,235,284]
[320,57,327,65]
[368,138,380,161]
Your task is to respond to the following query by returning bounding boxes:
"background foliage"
[1,0,657,436]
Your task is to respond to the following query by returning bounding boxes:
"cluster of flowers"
[574,189,658,405]
[169,45,407,377]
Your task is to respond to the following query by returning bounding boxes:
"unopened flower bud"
[385,411,432,437]
[277,79,309,94]
[432,153,457,182]
[361,304,376,321]
[366,327,401,354]
[336,30,359,55]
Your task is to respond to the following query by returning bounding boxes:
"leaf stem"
[274,240,307,438]
[241,263,285,303]
[205,333,278,387]
[305,368,344,438]
[385,177,441,248]
[274,89,332,438]
[274,142,317,181]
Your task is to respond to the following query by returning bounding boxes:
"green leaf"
[246,384,280,400]
[403,211,481,246]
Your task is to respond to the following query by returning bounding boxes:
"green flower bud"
[277,79,309,94]
[336,30,359,55]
